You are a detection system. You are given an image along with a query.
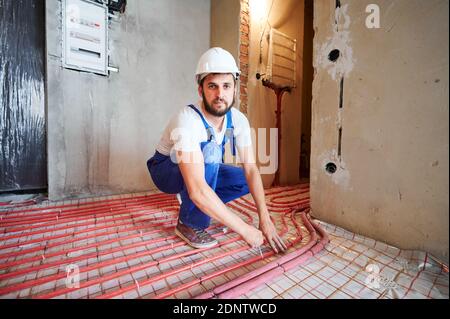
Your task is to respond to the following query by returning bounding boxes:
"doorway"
[299,0,313,180]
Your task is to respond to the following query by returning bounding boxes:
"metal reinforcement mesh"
[1,184,448,299]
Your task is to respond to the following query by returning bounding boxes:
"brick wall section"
[239,0,250,115]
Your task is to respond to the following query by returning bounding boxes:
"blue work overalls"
[147,105,250,230]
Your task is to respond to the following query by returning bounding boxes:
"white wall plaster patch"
[314,4,354,80]
[318,150,351,189]
[319,116,332,124]
[335,4,351,30]
[332,163,350,190]
[336,109,343,128]
[315,31,354,81]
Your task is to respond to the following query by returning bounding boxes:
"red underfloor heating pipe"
[0,183,329,299]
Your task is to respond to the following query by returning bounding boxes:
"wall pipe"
[261,79,292,186]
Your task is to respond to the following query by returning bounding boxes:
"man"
[147,47,286,253]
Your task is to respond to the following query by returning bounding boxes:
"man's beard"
[202,91,235,117]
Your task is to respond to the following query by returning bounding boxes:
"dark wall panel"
[0,0,47,191]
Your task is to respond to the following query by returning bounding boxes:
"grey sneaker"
[175,221,218,249]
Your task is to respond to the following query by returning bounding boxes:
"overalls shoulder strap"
[187,104,215,142]
[187,104,236,156]
[224,109,236,156]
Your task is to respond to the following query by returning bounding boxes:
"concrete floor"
[0,185,448,299]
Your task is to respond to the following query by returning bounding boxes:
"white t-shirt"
[156,103,252,156]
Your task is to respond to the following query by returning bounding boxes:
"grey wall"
[311,0,449,262]
[46,0,210,200]
[211,0,240,60]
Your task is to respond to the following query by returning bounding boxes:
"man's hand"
[241,225,264,248]
[259,216,287,253]
[237,147,287,253]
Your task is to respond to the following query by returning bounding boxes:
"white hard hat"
[195,47,241,84]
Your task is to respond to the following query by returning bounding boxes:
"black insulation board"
[0,0,47,192]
